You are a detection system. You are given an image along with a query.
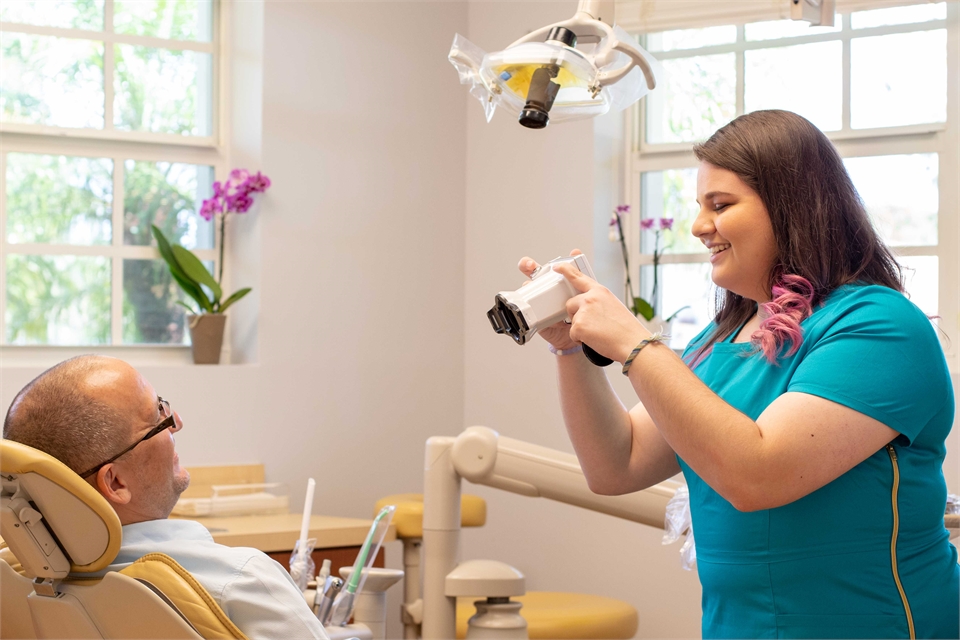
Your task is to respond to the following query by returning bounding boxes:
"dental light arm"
[421,426,680,639]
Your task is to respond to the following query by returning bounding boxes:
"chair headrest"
[1,439,121,574]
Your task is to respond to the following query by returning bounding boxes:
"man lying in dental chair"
[3,355,329,640]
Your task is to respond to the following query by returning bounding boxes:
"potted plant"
[152,168,271,364]
[609,204,687,333]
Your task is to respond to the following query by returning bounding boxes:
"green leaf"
[217,287,252,314]
[172,245,222,303]
[171,269,214,313]
[665,305,691,323]
[152,225,212,312]
[152,225,190,281]
[175,300,200,315]
[633,297,655,321]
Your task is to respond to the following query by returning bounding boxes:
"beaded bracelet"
[621,331,668,376]
[548,343,583,356]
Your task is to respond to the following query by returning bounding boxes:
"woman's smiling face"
[693,161,778,303]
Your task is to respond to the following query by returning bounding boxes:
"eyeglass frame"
[79,397,178,479]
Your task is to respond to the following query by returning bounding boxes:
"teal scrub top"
[680,284,959,639]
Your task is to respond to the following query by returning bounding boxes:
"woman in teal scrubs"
[521,110,958,638]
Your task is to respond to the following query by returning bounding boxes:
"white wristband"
[548,344,583,356]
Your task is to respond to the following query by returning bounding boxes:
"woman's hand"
[518,254,580,351]
[552,261,650,363]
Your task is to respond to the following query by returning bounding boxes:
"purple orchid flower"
[199,197,219,221]
[660,218,674,230]
[640,218,656,230]
[228,193,254,214]
[246,172,271,193]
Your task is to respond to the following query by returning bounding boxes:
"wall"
[460,2,703,637]
[0,6,469,638]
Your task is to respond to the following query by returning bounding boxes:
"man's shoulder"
[117,518,277,570]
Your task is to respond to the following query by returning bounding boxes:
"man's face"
[88,361,191,521]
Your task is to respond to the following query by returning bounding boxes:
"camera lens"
[519,65,560,129]
[487,296,529,344]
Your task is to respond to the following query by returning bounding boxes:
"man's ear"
[95,464,132,506]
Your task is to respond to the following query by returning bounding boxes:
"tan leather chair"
[0,439,247,639]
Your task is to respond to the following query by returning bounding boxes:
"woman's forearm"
[555,353,649,494]
[625,341,767,506]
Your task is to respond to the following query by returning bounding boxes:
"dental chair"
[375,493,639,639]
[376,426,681,639]
[0,439,246,639]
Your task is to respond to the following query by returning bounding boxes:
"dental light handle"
[506,0,656,91]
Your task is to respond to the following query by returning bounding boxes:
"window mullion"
[0,152,7,345]
[841,15,852,133]
[735,24,745,116]
[111,153,124,346]
[104,0,115,133]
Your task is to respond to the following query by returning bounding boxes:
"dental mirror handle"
[583,344,613,367]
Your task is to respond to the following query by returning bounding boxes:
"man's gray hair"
[3,355,130,474]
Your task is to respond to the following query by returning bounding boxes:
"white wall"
[0,2,470,630]
[459,3,702,637]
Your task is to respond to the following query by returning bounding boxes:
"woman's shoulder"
[808,283,944,359]
[817,283,927,325]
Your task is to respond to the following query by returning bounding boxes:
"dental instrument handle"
[317,558,331,582]
[325,505,395,626]
[317,576,343,624]
[347,505,395,594]
[298,477,316,552]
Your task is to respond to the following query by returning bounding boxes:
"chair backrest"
[1,554,37,639]
[0,439,245,640]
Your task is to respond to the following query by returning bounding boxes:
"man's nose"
[170,411,183,433]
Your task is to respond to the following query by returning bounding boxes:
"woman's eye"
[714,203,730,212]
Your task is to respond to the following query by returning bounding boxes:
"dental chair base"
[447,559,528,640]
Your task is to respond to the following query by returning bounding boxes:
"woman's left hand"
[552,262,651,363]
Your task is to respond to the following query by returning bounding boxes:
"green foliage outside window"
[2,1,215,345]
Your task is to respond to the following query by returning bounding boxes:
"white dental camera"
[487,254,612,366]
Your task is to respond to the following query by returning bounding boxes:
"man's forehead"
[81,362,156,418]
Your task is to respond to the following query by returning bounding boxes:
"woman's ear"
[95,464,132,506]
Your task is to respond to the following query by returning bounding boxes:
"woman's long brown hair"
[688,110,903,363]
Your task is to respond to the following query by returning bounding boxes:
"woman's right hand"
[518,254,581,351]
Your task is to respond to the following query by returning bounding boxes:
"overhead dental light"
[448,0,660,129]
[792,0,837,26]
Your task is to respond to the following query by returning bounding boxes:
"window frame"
[0,0,231,354]
[622,2,959,371]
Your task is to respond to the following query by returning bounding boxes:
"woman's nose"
[691,207,714,239]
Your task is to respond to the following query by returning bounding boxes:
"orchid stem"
[218,209,226,289]
[616,213,636,306]
[651,230,659,316]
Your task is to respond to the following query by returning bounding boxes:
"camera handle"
[583,344,613,367]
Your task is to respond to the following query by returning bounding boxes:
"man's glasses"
[79,397,179,479]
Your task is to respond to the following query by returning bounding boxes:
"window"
[626,3,956,359]
[0,0,222,347]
